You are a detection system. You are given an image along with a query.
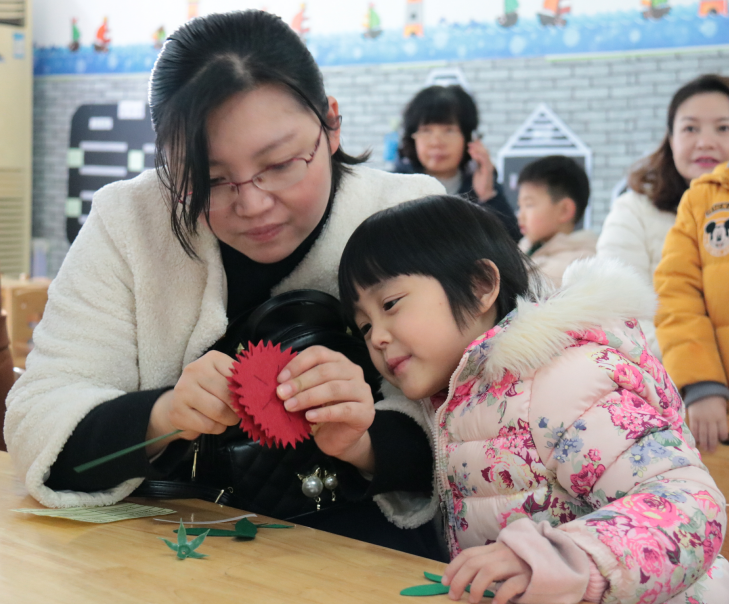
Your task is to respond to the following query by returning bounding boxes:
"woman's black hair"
[149,10,368,256]
[398,85,478,173]
[629,74,729,213]
[338,195,533,329]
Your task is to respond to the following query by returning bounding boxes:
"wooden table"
[0,451,450,604]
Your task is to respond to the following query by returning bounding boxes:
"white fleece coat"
[596,189,676,357]
[5,166,443,516]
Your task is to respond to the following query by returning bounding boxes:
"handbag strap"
[132,480,236,507]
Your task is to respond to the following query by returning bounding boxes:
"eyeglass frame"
[206,123,326,210]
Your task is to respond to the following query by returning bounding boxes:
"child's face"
[353,274,497,401]
[517,182,574,244]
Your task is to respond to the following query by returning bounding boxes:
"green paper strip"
[176,518,259,539]
[74,429,184,473]
[400,584,451,596]
[399,571,495,598]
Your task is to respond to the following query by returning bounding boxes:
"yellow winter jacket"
[654,163,729,392]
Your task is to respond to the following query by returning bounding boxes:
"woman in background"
[394,85,522,242]
[597,74,729,357]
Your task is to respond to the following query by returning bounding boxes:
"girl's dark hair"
[338,195,532,329]
[149,10,368,256]
[628,74,729,213]
[398,85,478,173]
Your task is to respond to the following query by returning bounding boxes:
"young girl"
[336,195,729,604]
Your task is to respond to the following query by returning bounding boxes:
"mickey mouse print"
[703,202,729,257]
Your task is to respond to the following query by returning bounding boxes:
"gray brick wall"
[33,49,729,276]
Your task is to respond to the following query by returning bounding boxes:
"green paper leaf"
[400,584,451,596]
[186,551,208,559]
[177,520,187,547]
[187,529,210,551]
[234,518,258,538]
[423,571,442,583]
[160,538,179,552]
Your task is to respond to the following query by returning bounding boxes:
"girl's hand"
[688,395,728,453]
[442,542,532,604]
[276,346,376,472]
[468,139,495,202]
[147,351,240,455]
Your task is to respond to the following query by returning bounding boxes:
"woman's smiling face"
[205,84,340,263]
[670,91,729,182]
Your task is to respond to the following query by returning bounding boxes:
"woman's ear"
[326,96,341,155]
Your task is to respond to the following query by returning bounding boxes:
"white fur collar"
[481,257,656,382]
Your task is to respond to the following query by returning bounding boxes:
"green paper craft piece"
[423,572,442,583]
[176,518,258,539]
[161,520,210,560]
[74,429,183,473]
[400,571,495,598]
[400,584,451,596]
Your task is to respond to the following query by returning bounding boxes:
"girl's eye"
[683,125,697,133]
[718,125,729,132]
[383,297,402,311]
[359,323,371,337]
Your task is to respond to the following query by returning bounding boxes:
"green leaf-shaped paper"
[400,584,451,596]
[177,520,187,547]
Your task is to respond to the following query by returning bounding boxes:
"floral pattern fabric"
[433,311,728,604]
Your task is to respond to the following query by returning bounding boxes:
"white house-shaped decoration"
[497,103,593,227]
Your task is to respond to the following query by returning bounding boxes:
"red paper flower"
[228,341,312,448]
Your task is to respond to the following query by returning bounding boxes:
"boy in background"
[517,155,596,287]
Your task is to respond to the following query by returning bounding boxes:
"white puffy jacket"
[596,189,676,357]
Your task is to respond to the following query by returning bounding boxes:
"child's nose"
[370,323,391,349]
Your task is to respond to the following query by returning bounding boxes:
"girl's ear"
[475,259,501,315]
[325,96,341,155]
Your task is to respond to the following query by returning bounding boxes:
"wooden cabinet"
[0,1,32,277]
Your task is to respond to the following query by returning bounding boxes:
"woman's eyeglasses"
[205,125,324,212]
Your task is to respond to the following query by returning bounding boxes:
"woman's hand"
[147,351,240,455]
[276,346,376,472]
[688,395,728,453]
[442,542,532,604]
[468,139,496,202]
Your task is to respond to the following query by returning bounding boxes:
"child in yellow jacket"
[655,162,729,451]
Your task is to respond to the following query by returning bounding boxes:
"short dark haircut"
[399,85,478,172]
[338,195,533,330]
[149,10,368,256]
[629,74,729,213]
[518,155,590,224]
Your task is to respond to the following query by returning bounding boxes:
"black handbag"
[133,290,381,521]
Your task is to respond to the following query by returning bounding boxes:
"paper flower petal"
[228,341,312,448]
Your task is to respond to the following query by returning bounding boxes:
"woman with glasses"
[6,11,445,559]
[395,85,522,241]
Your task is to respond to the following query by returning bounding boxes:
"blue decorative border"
[34,6,729,76]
